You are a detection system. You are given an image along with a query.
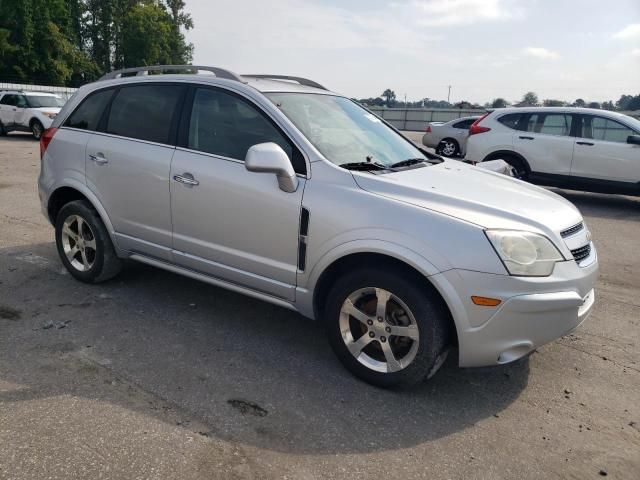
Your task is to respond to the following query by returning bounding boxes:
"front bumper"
[432,249,598,367]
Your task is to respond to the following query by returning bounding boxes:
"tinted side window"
[107,85,183,144]
[187,88,305,173]
[65,89,114,131]
[497,113,522,130]
[582,116,636,143]
[15,95,27,108]
[453,119,474,129]
[0,95,16,106]
[525,113,572,136]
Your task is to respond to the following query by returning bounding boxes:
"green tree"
[381,89,396,106]
[587,101,601,109]
[121,1,173,67]
[491,98,508,108]
[165,0,193,64]
[521,91,539,105]
[573,98,586,107]
[543,99,565,106]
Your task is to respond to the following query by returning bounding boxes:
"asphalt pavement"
[1,133,638,479]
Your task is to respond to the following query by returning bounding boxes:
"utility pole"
[404,93,407,106]
[447,85,452,103]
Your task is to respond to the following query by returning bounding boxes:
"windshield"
[26,96,64,108]
[266,93,428,167]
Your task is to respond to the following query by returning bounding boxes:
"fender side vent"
[298,207,310,271]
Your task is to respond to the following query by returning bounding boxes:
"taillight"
[40,127,58,159]
[469,114,491,135]
[425,125,432,133]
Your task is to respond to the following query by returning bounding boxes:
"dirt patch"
[0,304,21,320]
[227,399,268,417]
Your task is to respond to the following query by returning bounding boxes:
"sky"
[185,0,640,104]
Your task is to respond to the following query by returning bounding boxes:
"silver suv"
[38,65,598,387]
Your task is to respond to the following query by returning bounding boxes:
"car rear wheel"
[30,120,44,140]
[437,139,459,157]
[0,121,6,136]
[55,200,122,283]
[324,267,449,388]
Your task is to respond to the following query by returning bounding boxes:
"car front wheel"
[324,267,449,387]
[55,200,122,283]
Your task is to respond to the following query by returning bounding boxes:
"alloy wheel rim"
[61,215,97,272]
[339,287,420,373]
[442,141,456,156]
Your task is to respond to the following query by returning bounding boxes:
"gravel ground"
[1,133,639,479]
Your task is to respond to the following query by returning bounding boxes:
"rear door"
[86,83,186,261]
[512,112,575,176]
[570,114,640,186]
[14,95,29,126]
[450,118,476,154]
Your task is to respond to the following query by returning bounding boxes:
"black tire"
[30,119,44,140]
[0,121,6,136]
[55,200,122,283]
[324,266,449,388]
[436,138,460,157]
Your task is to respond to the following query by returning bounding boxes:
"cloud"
[524,47,560,60]
[409,0,523,26]
[632,49,640,58]
[613,23,640,39]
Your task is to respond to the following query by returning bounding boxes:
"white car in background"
[465,107,640,196]
[0,91,64,139]
[422,116,480,157]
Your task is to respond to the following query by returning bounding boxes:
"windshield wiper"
[388,158,428,169]
[340,161,391,172]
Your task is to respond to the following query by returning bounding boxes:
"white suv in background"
[465,107,640,196]
[0,91,64,139]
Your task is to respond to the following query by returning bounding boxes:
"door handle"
[576,141,594,146]
[173,173,200,186]
[88,152,108,165]
[519,136,534,140]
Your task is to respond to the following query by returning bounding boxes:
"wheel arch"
[47,183,119,250]
[29,116,43,127]
[311,251,459,347]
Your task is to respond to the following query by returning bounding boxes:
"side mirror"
[245,143,298,193]
[627,135,640,146]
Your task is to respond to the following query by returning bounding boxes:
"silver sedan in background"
[422,115,480,157]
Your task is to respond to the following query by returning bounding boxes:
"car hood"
[351,160,582,233]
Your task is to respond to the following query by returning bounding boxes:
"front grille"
[571,244,591,263]
[561,222,584,238]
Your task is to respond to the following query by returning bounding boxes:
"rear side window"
[581,116,636,143]
[525,113,572,136]
[0,94,16,106]
[65,89,114,131]
[497,113,523,130]
[453,119,475,129]
[187,87,305,173]
[106,85,184,144]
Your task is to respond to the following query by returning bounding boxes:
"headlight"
[43,112,57,119]
[485,230,564,276]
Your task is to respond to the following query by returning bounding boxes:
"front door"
[170,86,306,300]
[85,84,185,261]
[571,114,640,185]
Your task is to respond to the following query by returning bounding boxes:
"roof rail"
[99,65,245,83]
[243,74,327,90]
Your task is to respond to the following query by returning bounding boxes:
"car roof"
[0,90,59,97]
[91,73,336,96]
[490,106,627,117]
